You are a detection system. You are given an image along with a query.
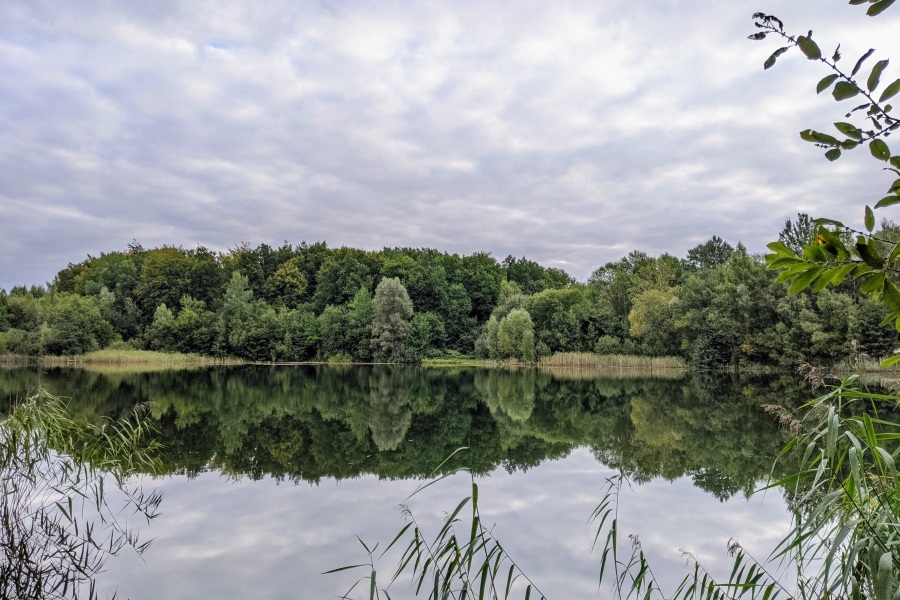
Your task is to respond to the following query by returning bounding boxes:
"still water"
[0,365,811,598]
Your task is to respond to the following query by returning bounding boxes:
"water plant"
[1,389,163,599]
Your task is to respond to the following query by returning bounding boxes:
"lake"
[0,365,811,599]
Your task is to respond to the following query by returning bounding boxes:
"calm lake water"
[0,365,813,599]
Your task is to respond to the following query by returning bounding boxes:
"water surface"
[0,365,811,598]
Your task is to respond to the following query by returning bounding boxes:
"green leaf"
[857,238,885,268]
[866,205,875,231]
[812,132,840,145]
[776,263,811,283]
[797,36,822,60]
[871,139,892,160]
[879,310,900,326]
[875,195,900,208]
[817,74,840,93]
[869,60,890,91]
[766,241,795,257]
[868,0,896,16]
[825,148,842,161]
[812,268,837,292]
[789,266,824,293]
[853,262,873,277]
[834,122,863,139]
[804,242,828,262]
[852,49,875,76]
[842,139,860,149]
[322,564,370,574]
[881,79,900,102]
[834,81,861,101]
[768,256,805,269]
[891,156,900,168]
[800,129,817,142]
[860,272,886,294]
[890,179,900,194]
[883,281,900,311]
[830,263,858,285]
[814,218,846,227]
[882,355,900,367]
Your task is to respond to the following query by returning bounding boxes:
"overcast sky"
[2,0,899,289]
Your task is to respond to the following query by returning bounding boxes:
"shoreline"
[1,350,896,375]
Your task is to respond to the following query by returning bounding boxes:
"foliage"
[4,231,900,365]
[371,278,414,362]
[496,309,536,362]
[751,9,900,356]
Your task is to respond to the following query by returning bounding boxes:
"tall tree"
[370,278,414,362]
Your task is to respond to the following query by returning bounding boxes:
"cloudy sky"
[2,0,899,289]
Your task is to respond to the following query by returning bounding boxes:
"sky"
[2,0,900,289]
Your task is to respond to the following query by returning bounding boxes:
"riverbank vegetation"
[0,390,162,598]
[2,225,899,369]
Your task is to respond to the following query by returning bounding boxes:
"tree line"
[1,215,898,367]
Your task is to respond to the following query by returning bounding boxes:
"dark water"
[0,365,812,598]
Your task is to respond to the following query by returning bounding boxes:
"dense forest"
[1,214,898,368]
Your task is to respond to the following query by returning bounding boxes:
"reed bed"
[536,352,687,370]
[0,349,242,367]
[539,365,687,380]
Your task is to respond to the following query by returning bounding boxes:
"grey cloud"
[1,0,899,288]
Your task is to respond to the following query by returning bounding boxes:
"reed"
[0,349,242,367]
[537,352,687,370]
[1,389,163,599]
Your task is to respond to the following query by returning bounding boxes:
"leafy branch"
[750,9,900,353]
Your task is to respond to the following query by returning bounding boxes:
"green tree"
[134,247,224,320]
[146,304,177,351]
[684,236,734,272]
[370,277,414,362]
[778,213,817,255]
[628,288,679,356]
[496,308,536,362]
[263,257,308,309]
[39,294,114,355]
[409,312,447,358]
[312,248,379,312]
[502,255,573,295]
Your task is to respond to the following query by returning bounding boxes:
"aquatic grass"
[327,450,550,600]
[1,389,163,599]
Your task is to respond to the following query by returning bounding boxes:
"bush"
[1,328,42,355]
[594,335,622,355]
[39,294,114,355]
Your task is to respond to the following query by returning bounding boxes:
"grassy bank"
[0,349,243,367]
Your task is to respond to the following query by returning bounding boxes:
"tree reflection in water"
[0,365,818,502]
